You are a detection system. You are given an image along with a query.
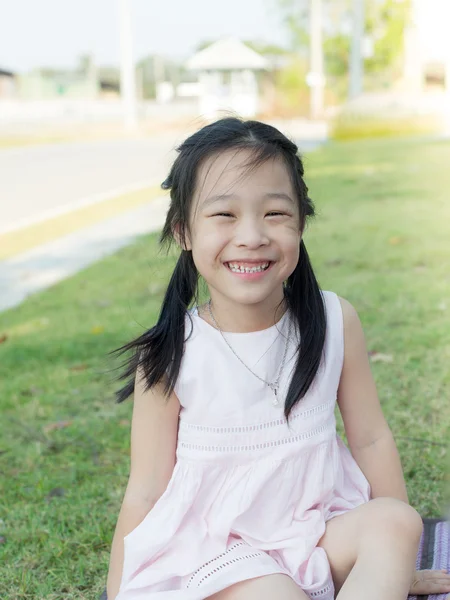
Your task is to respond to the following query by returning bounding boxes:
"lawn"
[1,134,449,599]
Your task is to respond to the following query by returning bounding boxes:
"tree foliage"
[275,0,411,76]
[365,0,412,74]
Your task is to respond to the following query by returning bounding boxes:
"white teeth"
[227,262,270,273]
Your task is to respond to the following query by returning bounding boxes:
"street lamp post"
[308,0,325,119]
[349,0,365,99]
[118,0,137,130]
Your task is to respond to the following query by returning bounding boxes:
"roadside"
[0,114,199,150]
[0,118,328,313]
[1,133,449,599]
[0,195,169,313]
[0,184,161,260]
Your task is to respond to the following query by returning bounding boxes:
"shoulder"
[320,291,359,324]
[321,291,360,325]
[337,295,360,325]
[321,291,364,346]
[335,295,367,355]
[181,308,207,347]
[323,294,370,385]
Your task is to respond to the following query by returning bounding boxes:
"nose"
[234,216,270,249]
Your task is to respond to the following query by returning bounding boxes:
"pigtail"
[284,240,326,423]
[113,250,198,403]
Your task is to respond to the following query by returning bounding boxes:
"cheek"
[191,228,229,264]
[280,226,302,251]
[280,234,301,270]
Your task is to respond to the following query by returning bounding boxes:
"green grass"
[1,134,450,598]
[330,113,443,141]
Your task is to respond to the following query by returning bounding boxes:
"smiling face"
[184,148,302,320]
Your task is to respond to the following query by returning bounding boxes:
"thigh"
[317,497,422,592]
[207,574,309,600]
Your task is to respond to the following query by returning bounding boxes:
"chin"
[220,288,282,307]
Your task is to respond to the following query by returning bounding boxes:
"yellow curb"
[0,135,72,149]
[0,117,199,150]
[0,185,162,261]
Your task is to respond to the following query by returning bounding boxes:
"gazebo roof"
[187,37,268,71]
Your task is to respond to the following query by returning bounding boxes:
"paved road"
[0,120,327,234]
[0,131,182,233]
[0,119,328,312]
[0,196,170,312]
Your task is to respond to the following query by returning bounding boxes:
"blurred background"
[2,0,450,308]
[2,0,450,131]
[1,2,450,598]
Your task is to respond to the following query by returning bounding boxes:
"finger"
[412,579,450,592]
[421,574,450,581]
[428,581,450,589]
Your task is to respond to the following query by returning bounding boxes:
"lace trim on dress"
[179,424,328,453]
[310,583,333,597]
[185,540,333,596]
[178,401,335,435]
[186,540,269,588]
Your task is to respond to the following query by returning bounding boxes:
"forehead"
[194,148,294,203]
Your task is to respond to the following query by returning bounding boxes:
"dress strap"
[322,291,345,376]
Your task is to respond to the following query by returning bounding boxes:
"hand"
[409,569,450,596]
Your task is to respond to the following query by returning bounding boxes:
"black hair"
[112,117,326,423]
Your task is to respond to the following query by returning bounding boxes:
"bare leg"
[337,510,421,598]
[318,497,423,600]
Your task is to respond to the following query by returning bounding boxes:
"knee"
[368,497,423,541]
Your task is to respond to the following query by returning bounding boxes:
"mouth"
[224,261,272,274]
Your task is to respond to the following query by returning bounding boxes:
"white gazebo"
[186,37,268,118]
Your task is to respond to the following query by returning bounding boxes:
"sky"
[2,0,449,75]
[0,0,287,73]
[413,0,450,61]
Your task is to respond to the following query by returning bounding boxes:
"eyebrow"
[202,192,295,207]
[264,192,295,204]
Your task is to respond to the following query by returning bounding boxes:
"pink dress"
[117,291,371,599]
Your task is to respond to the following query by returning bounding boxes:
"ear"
[173,223,192,251]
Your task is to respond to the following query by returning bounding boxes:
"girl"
[107,118,450,600]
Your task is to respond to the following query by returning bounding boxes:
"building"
[403,0,450,92]
[0,68,16,99]
[186,37,268,118]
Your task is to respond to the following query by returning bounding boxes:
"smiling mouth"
[225,261,272,273]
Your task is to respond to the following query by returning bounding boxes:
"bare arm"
[107,368,181,599]
[337,296,409,504]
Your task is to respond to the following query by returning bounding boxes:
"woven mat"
[409,518,449,600]
[99,518,449,600]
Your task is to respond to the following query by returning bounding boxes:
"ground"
[0,134,449,599]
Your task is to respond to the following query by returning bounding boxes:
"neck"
[206,290,287,333]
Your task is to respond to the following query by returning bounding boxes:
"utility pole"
[349,0,365,99]
[118,0,137,130]
[308,0,325,119]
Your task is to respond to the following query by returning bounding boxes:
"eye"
[212,212,234,218]
[266,211,289,217]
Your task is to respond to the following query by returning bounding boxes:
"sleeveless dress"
[117,291,371,600]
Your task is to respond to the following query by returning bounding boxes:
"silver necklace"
[207,299,292,407]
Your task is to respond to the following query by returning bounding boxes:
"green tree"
[275,0,411,79]
[365,0,412,75]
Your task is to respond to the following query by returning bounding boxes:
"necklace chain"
[207,300,292,406]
